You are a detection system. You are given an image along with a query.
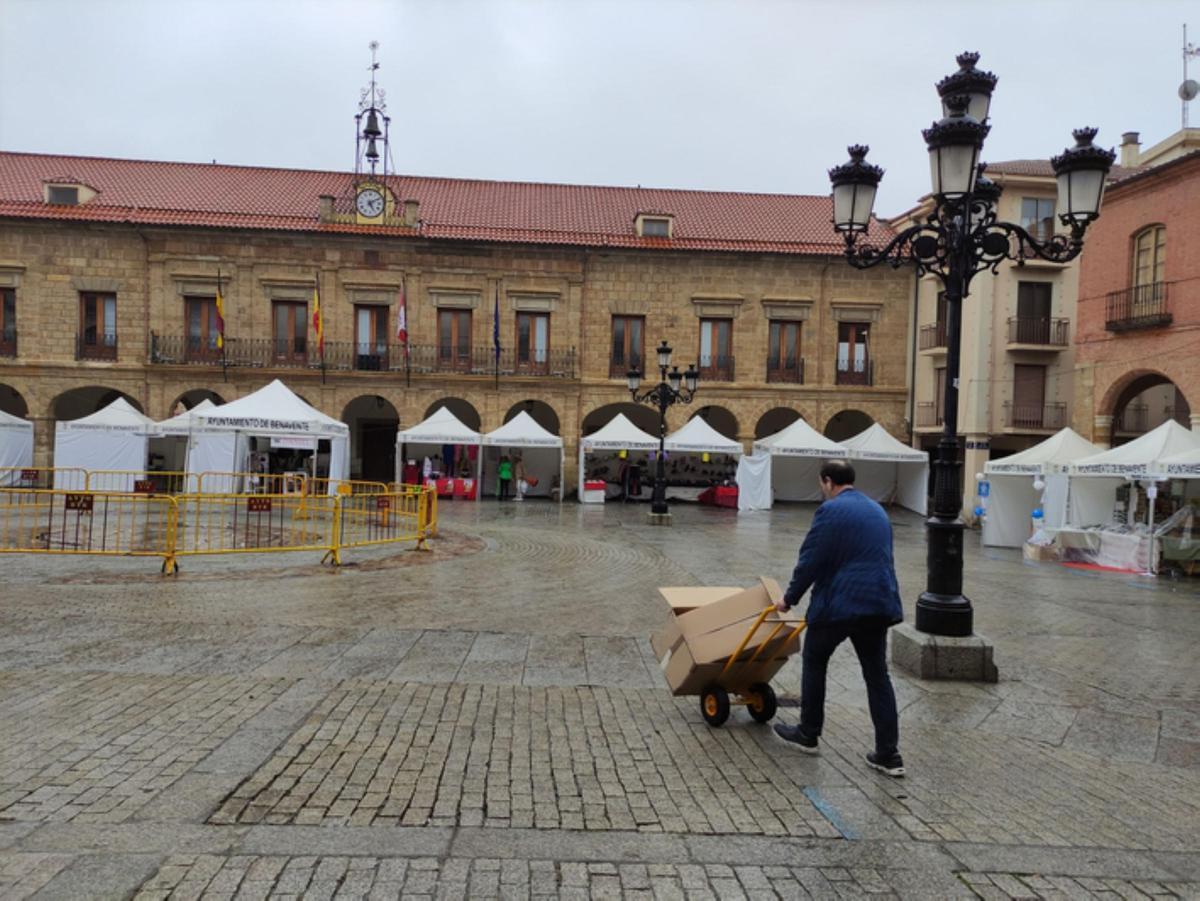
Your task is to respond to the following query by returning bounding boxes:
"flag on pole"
[312,271,324,357]
[493,283,501,364]
[214,270,226,349]
[395,278,408,348]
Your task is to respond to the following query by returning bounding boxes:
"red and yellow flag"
[214,271,226,349]
[312,272,324,356]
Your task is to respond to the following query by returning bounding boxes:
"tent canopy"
[396,406,482,446]
[0,408,34,434]
[157,398,217,435]
[839,423,926,462]
[581,413,658,451]
[57,397,156,433]
[664,416,742,455]
[753,417,846,457]
[53,398,156,489]
[1159,445,1200,477]
[0,409,34,486]
[191,380,347,438]
[482,411,562,447]
[985,428,1100,476]
[1070,420,1200,477]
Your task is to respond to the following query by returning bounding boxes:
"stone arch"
[504,399,561,435]
[754,406,803,440]
[169,389,226,417]
[1101,370,1191,444]
[0,383,28,418]
[581,402,658,436]
[342,395,400,482]
[51,386,143,421]
[691,405,739,441]
[424,397,481,431]
[823,409,874,442]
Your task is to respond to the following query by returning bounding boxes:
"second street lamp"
[628,339,699,521]
[829,52,1115,638]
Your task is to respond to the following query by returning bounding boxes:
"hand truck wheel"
[747,682,778,723]
[700,685,731,727]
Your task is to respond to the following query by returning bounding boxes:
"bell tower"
[352,41,394,224]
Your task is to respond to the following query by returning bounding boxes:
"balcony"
[1003,401,1067,431]
[918,322,947,351]
[1105,282,1171,331]
[766,357,805,384]
[149,335,577,379]
[1114,404,1149,434]
[915,402,944,429]
[1007,317,1069,348]
[77,333,117,361]
[609,355,643,381]
[835,359,874,387]
[0,328,14,358]
[698,355,735,383]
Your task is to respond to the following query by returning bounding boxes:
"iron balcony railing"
[1007,317,1069,346]
[1003,401,1067,431]
[149,335,577,379]
[1115,404,1149,433]
[77,333,117,361]
[698,354,735,382]
[0,327,15,358]
[609,354,644,380]
[766,357,805,384]
[915,401,943,428]
[1105,282,1171,331]
[835,358,874,387]
[919,322,947,350]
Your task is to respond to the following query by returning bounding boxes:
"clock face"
[356,188,385,218]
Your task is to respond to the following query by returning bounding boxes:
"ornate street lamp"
[628,339,699,520]
[829,52,1115,637]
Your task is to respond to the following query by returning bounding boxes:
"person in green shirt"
[497,454,514,500]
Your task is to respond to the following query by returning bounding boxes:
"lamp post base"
[915,591,974,636]
[646,511,673,526]
[890,623,998,683]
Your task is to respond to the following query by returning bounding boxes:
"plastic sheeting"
[0,410,34,486]
[736,454,772,512]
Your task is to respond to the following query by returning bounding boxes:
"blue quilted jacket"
[782,488,904,626]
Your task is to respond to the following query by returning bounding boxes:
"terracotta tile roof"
[985,159,1140,181]
[0,152,893,255]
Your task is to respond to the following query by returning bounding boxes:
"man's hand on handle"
[774,600,790,613]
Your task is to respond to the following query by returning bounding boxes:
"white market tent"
[53,397,157,490]
[157,398,217,434]
[1067,420,1200,527]
[153,399,217,475]
[752,417,848,502]
[481,411,564,501]
[664,416,743,457]
[1158,445,1200,478]
[578,413,659,499]
[0,408,34,486]
[188,380,350,494]
[395,406,482,498]
[982,428,1100,548]
[840,423,929,515]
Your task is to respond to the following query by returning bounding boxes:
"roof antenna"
[1182,24,1200,128]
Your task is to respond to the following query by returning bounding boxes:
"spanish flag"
[312,271,324,357]
[214,270,225,350]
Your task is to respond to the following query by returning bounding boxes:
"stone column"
[31,416,54,469]
[1093,414,1113,450]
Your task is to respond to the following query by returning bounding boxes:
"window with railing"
[78,292,117,360]
[1020,197,1056,242]
[836,322,872,385]
[0,288,14,357]
[611,315,644,379]
[272,301,308,364]
[699,317,733,381]
[1004,401,1066,430]
[516,312,550,375]
[355,305,390,370]
[438,309,472,372]
[766,320,803,382]
[185,297,221,362]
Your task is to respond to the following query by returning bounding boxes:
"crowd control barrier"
[0,473,436,574]
[0,467,88,491]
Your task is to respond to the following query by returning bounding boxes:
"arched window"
[1132,225,1166,289]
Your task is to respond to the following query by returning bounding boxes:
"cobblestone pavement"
[0,501,1198,898]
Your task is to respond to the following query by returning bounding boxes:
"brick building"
[0,152,912,489]
[1074,132,1200,446]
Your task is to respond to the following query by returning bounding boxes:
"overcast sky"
[1,0,1194,217]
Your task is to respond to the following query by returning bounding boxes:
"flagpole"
[315,269,326,385]
[493,282,500,390]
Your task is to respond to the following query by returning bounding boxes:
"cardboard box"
[651,577,805,696]
[1022,541,1059,562]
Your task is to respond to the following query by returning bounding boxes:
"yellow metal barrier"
[172,492,337,562]
[195,471,306,495]
[305,478,390,496]
[85,470,197,495]
[0,467,88,491]
[0,489,176,566]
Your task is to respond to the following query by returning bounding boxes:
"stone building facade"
[0,152,912,489]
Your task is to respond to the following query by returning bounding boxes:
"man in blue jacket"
[773,460,905,777]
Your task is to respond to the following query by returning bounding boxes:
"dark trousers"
[800,622,899,757]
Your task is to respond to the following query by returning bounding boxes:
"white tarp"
[482,411,564,501]
[664,416,743,456]
[839,423,928,515]
[188,380,350,494]
[752,417,847,502]
[982,428,1101,547]
[578,413,658,501]
[53,398,156,491]
[736,453,772,512]
[1157,446,1200,478]
[396,407,483,500]
[156,398,216,434]
[0,408,34,486]
[152,399,217,480]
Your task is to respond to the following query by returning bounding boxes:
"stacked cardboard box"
[650,577,804,696]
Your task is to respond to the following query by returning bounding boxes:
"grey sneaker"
[773,723,819,754]
[865,751,905,777]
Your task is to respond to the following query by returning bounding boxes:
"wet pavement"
[1,500,1198,898]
